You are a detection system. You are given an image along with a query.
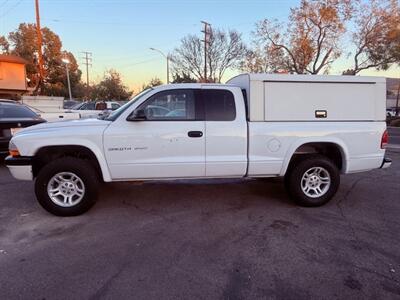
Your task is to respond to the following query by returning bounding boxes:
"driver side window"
[140,89,196,120]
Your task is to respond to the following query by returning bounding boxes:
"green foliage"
[171,72,197,83]
[141,77,163,91]
[0,36,9,53]
[6,23,82,97]
[89,69,132,100]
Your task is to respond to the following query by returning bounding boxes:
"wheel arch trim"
[32,141,112,182]
[280,138,349,176]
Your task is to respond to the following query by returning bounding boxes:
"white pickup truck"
[5,74,391,216]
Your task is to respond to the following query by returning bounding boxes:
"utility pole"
[35,0,44,90]
[395,77,400,116]
[201,21,211,83]
[80,51,92,99]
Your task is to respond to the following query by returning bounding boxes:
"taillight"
[381,130,388,149]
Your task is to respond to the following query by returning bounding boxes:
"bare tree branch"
[172,29,246,83]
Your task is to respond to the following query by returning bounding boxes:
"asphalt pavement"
[0,150,399,299]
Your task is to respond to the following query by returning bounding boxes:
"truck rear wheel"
[285,155,340,207]
[35,157,99,216]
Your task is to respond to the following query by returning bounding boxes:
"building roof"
[0,54,28,65]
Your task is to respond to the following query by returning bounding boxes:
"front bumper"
[380,157,392,169]
[5,156,33,181]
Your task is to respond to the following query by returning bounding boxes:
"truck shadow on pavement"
[97,177,294,214]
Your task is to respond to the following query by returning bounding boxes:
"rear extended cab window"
[203,89,236,121]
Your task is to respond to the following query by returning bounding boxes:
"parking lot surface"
[388,127,400,146]
[0,150,399,299]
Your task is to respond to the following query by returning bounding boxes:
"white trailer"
[21,96,80,122]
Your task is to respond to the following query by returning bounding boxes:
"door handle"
[188,131,203,138]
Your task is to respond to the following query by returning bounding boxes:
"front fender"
[12,133,112,182]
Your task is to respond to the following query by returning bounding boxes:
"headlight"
[9,140,20,157]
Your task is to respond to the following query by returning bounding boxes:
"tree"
[141,77,163,91]
[343,0,400,75]
[7,23,82,96]
[0,36,9,53]
[240,45,288,73]
[171,72,197,83]
[249,0,353,74]
[90,69,132,100]
[8,24,39,87]
[172,29,246,82]
[42,50,82,97]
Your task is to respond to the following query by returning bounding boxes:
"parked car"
[386,108,399,117]
[0,100,45,155]
[19,98,81,121]
[5,74,390,216]
[67,101,121,119]
[27,105,81,122]
[144,105,171,117]
[63,100,80,109]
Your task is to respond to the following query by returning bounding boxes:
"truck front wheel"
[285,155,340,207]
[35,157,99,216]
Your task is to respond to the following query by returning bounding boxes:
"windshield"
[105,88,153,121]
[71,102,84,110]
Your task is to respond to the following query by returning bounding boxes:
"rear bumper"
[380,157,392,169]
[5,156,33,181]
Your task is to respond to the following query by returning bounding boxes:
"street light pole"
[166,56,169,85]
[62,58,73,100]
[150,47,170,84]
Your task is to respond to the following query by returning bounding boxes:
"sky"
[1,0,399,92]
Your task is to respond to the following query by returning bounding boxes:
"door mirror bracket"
[127,109,147,121]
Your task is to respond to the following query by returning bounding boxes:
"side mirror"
[127,109,147,121]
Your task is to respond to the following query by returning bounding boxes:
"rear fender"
[280,137,349,176]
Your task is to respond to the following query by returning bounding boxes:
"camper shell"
[227,73,386,122]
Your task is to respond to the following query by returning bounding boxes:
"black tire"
[285,155,340,207]
[35,157,99,216]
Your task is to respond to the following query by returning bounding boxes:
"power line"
[41,17,198,28]
[0,0,10,9]
[119,57,162,69]
[0,0,23,17]
[95,53,159,62]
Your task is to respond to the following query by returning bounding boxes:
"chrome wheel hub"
[301,167,331,198]
[47,172,85,207]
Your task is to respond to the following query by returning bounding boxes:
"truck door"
[202,87,248,177]
[103,89,205,179]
